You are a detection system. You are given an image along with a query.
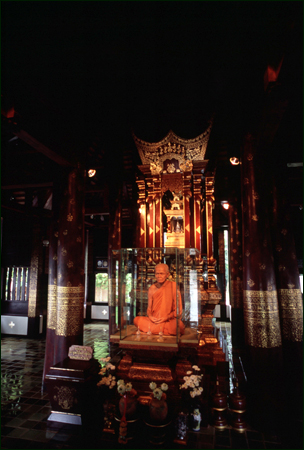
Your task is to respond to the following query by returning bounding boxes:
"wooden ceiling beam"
[14,129,72,167]
[2,182,53,190]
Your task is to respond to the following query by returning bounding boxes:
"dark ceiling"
[1,1,303,250]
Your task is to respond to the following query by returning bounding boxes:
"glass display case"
[109,248,204,348]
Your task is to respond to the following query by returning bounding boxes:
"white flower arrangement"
[149,382,168,401]
[96,356,116,389]
[179,365,203,398]
[117,379,137,398]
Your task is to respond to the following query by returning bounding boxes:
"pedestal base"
[144,418,172,445]
[47,411,82,426]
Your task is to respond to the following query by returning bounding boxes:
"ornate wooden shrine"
[112,123,226,371]
[134,123,212,252]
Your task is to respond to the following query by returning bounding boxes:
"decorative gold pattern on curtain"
[278,288,303,342]
[244,290,282,347]
[56,286,84,337]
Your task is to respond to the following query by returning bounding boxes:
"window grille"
[4,267,29,301]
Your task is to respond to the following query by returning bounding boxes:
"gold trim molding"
[278,288,303,342]
[56,286,84,337]
[243,290,282,348]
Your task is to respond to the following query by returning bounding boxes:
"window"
[5,266,29,301]
[94,272,109,303]
[224,230,230,305]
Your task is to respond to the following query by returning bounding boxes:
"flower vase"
[119,395,138,420]
[174,411,188,443]
[149,397,168,423]
[190,407,202,431]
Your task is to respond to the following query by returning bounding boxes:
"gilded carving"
[252,215,258,221]
[243,290,282,348]
[63,230,68,235]
[133,122,213,165]
[47,284,57,330]
[67,260,74,268]
[247,279,255,287]
[180,160,193,172]
[28,255,38,318]
[161,175,183,195]
[278,288,303,342]
[56,286,85,337]
[67,213,73,222]
[54,386,77,410]
[167,163,176,173]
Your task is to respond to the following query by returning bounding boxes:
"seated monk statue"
[134,263,185,336]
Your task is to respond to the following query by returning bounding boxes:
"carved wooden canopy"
[133,119,213,175]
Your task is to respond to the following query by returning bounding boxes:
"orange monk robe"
[134,280,185,335]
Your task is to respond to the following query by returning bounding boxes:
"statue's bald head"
[155,263,169,273]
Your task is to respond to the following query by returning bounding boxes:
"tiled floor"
[1,321,302,449]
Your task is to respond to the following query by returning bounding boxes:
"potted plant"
[117,379,138,420]
[179,365,203,430]
[148,382,169,423]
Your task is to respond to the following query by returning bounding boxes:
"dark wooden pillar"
[271,176,303,419]
[28,219,44,338]
[242,134,282,348]
[241,133,284,432]
[42,219,58,389]
[271,180,303,344]
[229,197,244,348]
[42,165,86,369]
[53,165,85,363]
